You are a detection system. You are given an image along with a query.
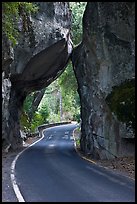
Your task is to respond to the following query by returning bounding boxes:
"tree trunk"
[29,89,45,121]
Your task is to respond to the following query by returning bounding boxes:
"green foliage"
[38,103,49,123]
[39,80,60,117]
[38,80,62,123]
[20,111,31,132]
[20,92,34,132]
[48,113,61,123]
[2,2,38,46]
[106,79,135,133]
[30,112,46,132]
[21,91,49,133]
[58,62,78,93]
[58,63,80,122]
[70,2,87,45]
[61,88,80,121]
[38,79,80,123]
[23,92,35,117]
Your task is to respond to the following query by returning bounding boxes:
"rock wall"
[2,34,15,149]
[2,2,72,150]
[72,2,135,159]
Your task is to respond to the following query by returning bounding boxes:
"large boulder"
[72,2,135,159]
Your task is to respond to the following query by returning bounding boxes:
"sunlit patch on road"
[49,143,55,147]
[65,131,69,135]
[48,135,53,140]
[62,135,69,140]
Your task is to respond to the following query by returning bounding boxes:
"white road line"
[10,131,45,202]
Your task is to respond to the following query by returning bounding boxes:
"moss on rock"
[106,79,135,133]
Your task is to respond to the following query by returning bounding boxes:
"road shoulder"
[2,136,42,202]
[73,128,135,181]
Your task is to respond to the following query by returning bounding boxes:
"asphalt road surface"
[15,124,135,202]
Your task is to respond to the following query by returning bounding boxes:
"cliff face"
[2,2,72,150]
[72,2,135,159]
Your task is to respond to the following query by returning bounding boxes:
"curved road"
[14,124,135,202]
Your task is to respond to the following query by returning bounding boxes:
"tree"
[28,89,46,121]
[70,2,87,45]
[38,103,49,123]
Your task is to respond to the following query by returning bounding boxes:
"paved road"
[15,124,135,202]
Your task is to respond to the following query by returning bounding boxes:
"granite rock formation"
[72,2,135,159]
[2,2,72,150]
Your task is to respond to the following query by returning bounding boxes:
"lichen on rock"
[106,79,135,135]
